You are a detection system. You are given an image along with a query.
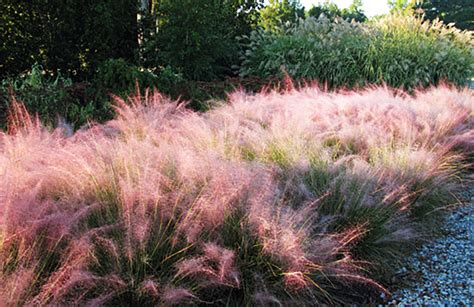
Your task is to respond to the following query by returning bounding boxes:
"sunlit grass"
[0,84,472,305]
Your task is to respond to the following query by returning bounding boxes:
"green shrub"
[416,0,474,31]
[239,14,473,89]
[2,60,273,130]
[92,59,161,96]
[0,64,96,130]
[83,59,185,121]
[0,60,181,130]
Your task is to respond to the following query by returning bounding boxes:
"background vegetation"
[416,0,473,30]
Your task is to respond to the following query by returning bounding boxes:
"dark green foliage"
[84,58,187,121]
[139,0,263,81]
[416,0,474,30]
[92,59,161,97]
[0,0,138,80]
[143,0,235,80]
[87,58,183,108]
[307,0,367,23]
[227,0,266,39]
[0,2,43,78]
[0,61,187,130]
[1,0,264,82]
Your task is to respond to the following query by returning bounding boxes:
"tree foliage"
[387,0,419,14]
[0,0,138,80]
[308,0,367,22]
[416,0,474,30]
[258,0,305,31]
[139,0,264,80]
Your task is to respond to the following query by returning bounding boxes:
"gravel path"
[385,186,474,305]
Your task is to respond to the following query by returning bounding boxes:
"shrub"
[239,14,473,90]
[0,61,188,130]
[83,59,185,121]
[0,64,96,130]
[1,84,472,304]
[92,59,184,97]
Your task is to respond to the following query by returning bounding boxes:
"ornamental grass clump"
[239,14,473,90]
[367,14,473,90]
[0,85,472,305]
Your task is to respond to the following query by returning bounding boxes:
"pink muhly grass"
[283,271,309,290]
[161,286,197,305]
[140,279,160,298]
[175,161,271,243]
[176,242,240,287]
[0,84,471,305]
[109,88,189,140]
[250,203,310,273]
[32,238,96,304]
[6,96,40,135]
[253,291,282,305]
[0,267,36,305]
[245,188,366,296]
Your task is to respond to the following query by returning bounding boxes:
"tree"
[140,0,263,80]
[308,2,340,21]
[307,0,367,23]
[387,0,419,14]
[343,0,367,22]
[349,0,363,11]
[231,0,265,35]
[416,0,474,30]
[0,0,138,80]
[0,2,45,77]
[258,0,305,31]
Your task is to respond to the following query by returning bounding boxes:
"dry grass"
[0,85,472,305]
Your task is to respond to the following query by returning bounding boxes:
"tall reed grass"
[239,14,473,90]
[0,84,472,305]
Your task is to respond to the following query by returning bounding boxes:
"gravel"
[385,186,474,306]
